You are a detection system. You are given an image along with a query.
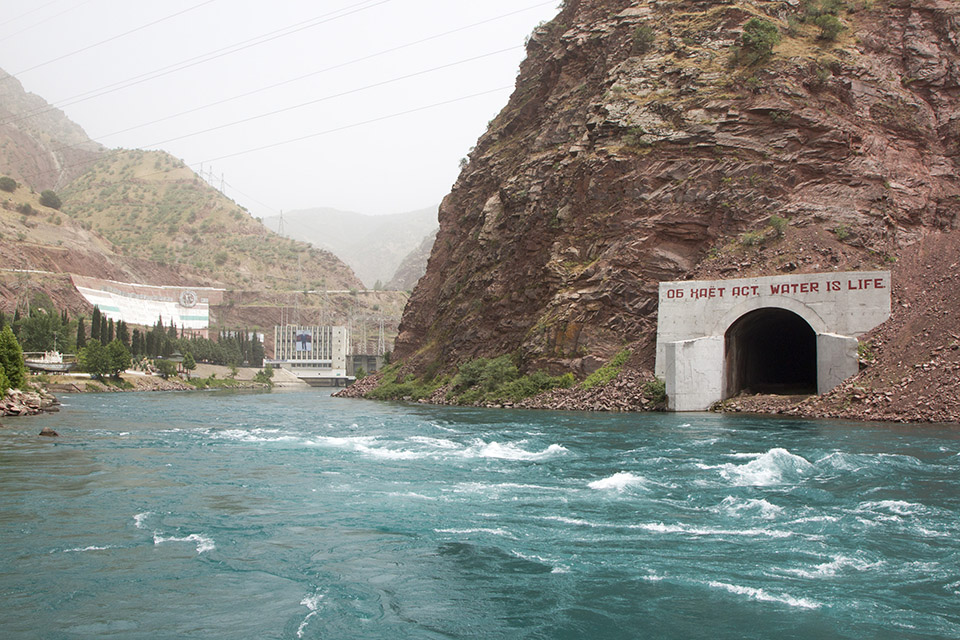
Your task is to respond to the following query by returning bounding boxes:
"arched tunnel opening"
[724,308,817,397]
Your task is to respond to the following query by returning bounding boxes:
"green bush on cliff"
[737,18,781,64]
[0,176,17,193]
[581,349,631,390]
[447,356,573,405]
[366,364,443,402]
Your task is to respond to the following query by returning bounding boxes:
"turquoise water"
[1,390,959,639]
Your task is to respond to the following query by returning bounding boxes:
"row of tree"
[1,296,266,379]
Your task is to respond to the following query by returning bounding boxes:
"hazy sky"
[0,0,561,218]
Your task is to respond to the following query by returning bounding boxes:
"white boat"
[24,351,77,373]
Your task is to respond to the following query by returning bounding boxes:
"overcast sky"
[0,0,561,218]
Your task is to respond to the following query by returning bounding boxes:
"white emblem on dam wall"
[655,271,892,411]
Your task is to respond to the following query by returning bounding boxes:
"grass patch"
[581,349,632,390]
[185,375,254,390]
[366,364,445,402]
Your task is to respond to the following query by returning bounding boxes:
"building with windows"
[270,325,351,385]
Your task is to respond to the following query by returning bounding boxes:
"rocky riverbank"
[2,387,61,417]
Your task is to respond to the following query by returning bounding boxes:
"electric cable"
[0,0,393,126]
[140,46,521,149]
[5,0,218,79]
[0,0,63,28]
[89,0,553,143]
[0,0,98,43]
[197,85,512,164]
[0,0,555,129]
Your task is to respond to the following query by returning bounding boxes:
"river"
[1,390,958,639]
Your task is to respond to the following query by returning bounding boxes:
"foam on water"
[133,512,151,529]
[61,545,114,553]
[539,516,793,538]
[467,440,568,461]
[297,592,324,638]
[779,554,885,579]
[857,500,925,516]
[435,527,515,538]
[718,497,783,520]
[153,533,215,554]
[706,581,822,610]
[588,472,646,492]
[718,448,814,486]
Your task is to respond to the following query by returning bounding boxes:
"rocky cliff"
[0,69,103,191]
[394,0,960,394]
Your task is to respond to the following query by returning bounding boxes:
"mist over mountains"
[262,207,438,289]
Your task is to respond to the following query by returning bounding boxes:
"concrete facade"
[270,325,351,384]
[656,271,891,411]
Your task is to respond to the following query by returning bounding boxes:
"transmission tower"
[377,318,385,356]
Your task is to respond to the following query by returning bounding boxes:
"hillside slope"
[0,69,103,191]
[60,150,362,292]
[263,206,438,288]
[391,0,960,419]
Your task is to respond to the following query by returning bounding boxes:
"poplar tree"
[76,317,87,349]
[0,325,27,391]
[91,307,101,342]
[107,318,115,343]
[99,315,108,345]
[117,320,130,348]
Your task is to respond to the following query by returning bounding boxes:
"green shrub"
[480,355,518,392]
[643,378,667,404]
[39,190,62,210]
[582,349,631,390]
[834,224,850,240]
[739,230,764,246]
[814,14,845,40]
[769,215,789,237]
[739,18,781,63]
[632,24,655,54]
[0,176,17,192]
[253,364,274,385]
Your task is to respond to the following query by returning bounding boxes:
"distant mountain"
[387,228,437,291]
[262,207,438,288]
[0,68,103,191]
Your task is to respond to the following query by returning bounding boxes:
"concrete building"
[72,275,224,338]
[655,271,891,411]
[270,325,350,386]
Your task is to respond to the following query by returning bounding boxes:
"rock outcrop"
[2,387,60,416]
[391,0,960,421]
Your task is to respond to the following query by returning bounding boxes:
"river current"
[1,390,958,639]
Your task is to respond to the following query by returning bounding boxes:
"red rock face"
[396,0,960,378]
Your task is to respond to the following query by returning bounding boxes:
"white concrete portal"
[655,271,891,411]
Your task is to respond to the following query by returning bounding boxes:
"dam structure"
[655,271,891,411]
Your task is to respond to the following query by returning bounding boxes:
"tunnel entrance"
[724,308,817,397]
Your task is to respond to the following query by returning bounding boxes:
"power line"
[0,0,393,126]
[0,0,553,132]
[6,0,219,78]
[140,46,521,150]
[198,85,513,164]
[88,1,553,144]
[0,0,63,28]
[0,0,98,43]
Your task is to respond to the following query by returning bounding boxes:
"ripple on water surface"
[1,391,958,639]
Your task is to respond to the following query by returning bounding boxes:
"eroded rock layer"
[396,0,960,394]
